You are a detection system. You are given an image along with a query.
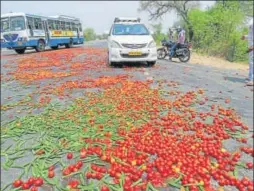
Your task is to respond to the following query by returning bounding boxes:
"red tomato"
[34,178,43,186]
[30,186,38,191]
[22,183,30,190]
[76,160,83,169]
[68,164,75,172]
[100,185,110,191]
[67,152,73,160]
[63,168,71,176]
[86,172,92,179]
[80,148,87,159]
[68,180,79,188]
[246,162,253,169]
[27,177,35,185]
[48,165,54,171]
[48,170,55,178]
[13,179,23,188]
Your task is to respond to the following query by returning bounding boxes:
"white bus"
[1,12,84,54]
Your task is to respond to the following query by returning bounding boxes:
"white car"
[107,17,157,67]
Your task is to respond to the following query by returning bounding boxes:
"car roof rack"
[51,15,80,21]
[114,17,141,23]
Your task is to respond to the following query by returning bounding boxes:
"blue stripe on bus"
[49,37,83,46]
[1,37,84,49]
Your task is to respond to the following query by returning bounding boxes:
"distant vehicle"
[1,12,84,54]
[157,39,192,63]
[107,17,157,67]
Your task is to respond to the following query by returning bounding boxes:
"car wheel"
[115,63,123,68]
[108,61,115,67]
[157,48,167,59]
[107,52,113,67]
[147,61,156,67]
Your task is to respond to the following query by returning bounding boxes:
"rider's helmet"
[176,26,182,33]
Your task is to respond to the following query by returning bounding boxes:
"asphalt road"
[1,40,253,190]
[2,41,253,128]
[84,40,253,128]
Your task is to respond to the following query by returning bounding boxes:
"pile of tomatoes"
[4,49,252,191]
[12,177,43,191]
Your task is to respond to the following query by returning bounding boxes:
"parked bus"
[1,12,84,54]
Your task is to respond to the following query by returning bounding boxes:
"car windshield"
[1,17,10,32]
[112,24,150,35]
[10,16,25,31]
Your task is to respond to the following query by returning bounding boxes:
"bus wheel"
[36,40,45,52]
[51,46,58,50]
[15,49,26,54]
[65,39,73,48]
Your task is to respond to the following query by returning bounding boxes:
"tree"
[150,23,168,44]
[101,33,108,39]
[215,0,253,17]
[139,1,200,41]
[188,1,247,62]
[83,28,97,41]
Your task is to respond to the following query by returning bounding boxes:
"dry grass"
[190,52,249,72]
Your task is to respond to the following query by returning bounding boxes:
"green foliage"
[139,0,250,63]
[96,33,108,40]
[151,23,167,45]
[83,28,97,41]
[188,1,249,62]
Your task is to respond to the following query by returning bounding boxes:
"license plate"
[17,41,22,45]
[128,51,142,56]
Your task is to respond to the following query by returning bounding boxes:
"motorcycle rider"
[169,26,186,60]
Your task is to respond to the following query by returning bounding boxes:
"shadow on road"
[112,62,150,68]
[2,46,82,56]
[225,76,246,83]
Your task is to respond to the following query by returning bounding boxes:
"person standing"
[242,18,253,86]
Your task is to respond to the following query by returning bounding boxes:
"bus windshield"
[10,16,26,31]
[1,17,9,32]
[112,24,150,35]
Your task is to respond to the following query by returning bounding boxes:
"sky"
[1,1,215,34]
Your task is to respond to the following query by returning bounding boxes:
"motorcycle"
[157,39,192,63]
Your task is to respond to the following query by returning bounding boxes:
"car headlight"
[110,40,121,48]
[148,40,156,48]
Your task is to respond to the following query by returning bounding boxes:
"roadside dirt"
[190,52,249,72]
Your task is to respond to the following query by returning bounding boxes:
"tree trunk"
[188,26,194,42]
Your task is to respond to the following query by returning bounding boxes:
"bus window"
[66,22,71,31]
[71,23,76,31]
[10,16,25,31]
[27,17,34,30]
[47,20,54,30]
[60,21,65,30]
[1,17,9,32]
[79,23,82,32]
[55,20,60,30]
[34,18,43,30]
